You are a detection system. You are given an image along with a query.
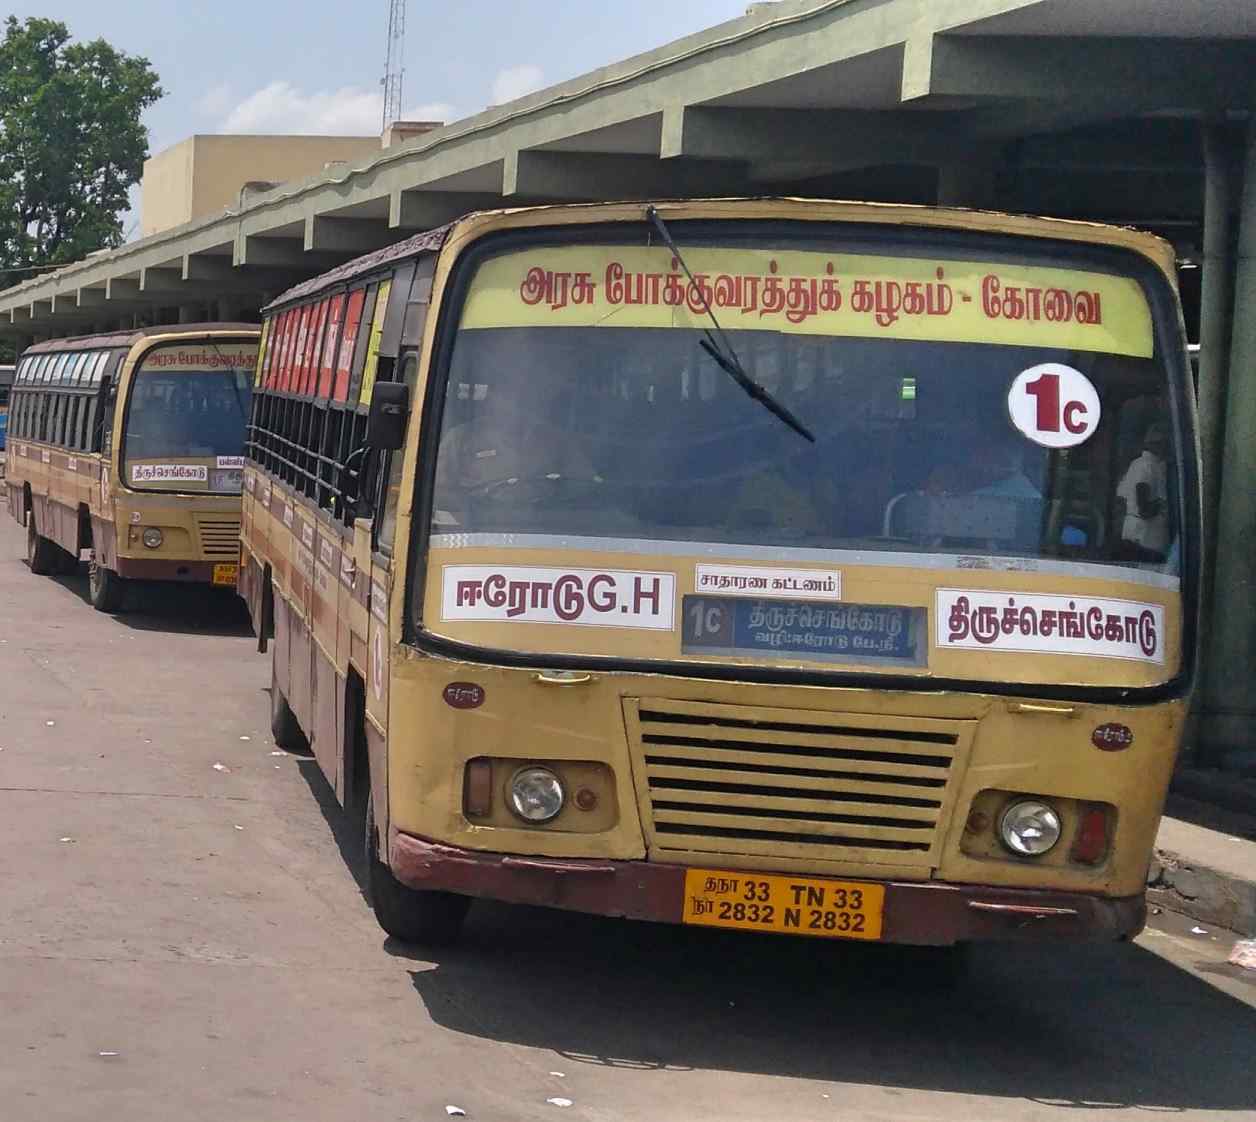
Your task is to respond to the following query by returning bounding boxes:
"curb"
[1147,848,1256,937]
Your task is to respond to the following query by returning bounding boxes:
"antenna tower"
[381,0,406,131]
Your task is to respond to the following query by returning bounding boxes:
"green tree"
[0,16,162,293]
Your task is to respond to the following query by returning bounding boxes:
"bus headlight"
[999,800,1062,856]
[142,527,163,549]
[509,767,565,823]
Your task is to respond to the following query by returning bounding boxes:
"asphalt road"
[0,512,1253,1122]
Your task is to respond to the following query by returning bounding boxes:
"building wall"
[140,137,198,236]
[141,135,382,238]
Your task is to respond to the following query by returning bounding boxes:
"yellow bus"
[240,200,1197,951]
[6,325,259,611]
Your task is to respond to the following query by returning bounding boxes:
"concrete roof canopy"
[4,0,1254,339]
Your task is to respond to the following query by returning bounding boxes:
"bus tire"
[88,559,127,612]
[26,514,59,576]
[365,790,469,946]
[269,664,310,753]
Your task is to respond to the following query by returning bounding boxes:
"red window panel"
[270,310,290,391]
[333,289,366,402]
[263,312,286,386]
[317,295,345,399]
[277,311,296,389]
[305,298,328,397]
[263,313,280,389]
[268,311,284,391]
[302,300,328,396]
[290,305,312,394]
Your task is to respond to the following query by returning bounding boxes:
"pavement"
[1,510,1254,1122]
[1152,810,1256,937]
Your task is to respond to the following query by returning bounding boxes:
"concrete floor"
[0,514,1253,1122]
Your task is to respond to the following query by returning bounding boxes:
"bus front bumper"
[390,833,1145,945]
[114,557,237,584]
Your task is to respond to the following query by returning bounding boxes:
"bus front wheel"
[26,514,60,576]
[365,790,469,946]
[88,559,127,613]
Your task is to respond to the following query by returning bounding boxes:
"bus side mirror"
[364,381,409,452]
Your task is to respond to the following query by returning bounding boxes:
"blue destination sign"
[681,596,925,666]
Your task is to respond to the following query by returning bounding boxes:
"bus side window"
[374,355,418,557]
[101,378,117,455]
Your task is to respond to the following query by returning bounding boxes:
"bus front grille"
[196,517,242,559]
[624,698,974,869]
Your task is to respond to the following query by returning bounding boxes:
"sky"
[7,1,754,237]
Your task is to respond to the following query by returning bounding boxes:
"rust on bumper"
[390,832,1145,945]
[115,558,227,583]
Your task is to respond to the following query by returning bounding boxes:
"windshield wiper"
[204,338,251,438]
[645,205,815,443]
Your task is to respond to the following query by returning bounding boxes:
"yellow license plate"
[683,869,884,941]
[211,563,239,587]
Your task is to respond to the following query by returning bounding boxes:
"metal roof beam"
[389,189,505,230]
[105,277,143,303]
[181,255,296,287]
[908,35,1256,114]
[503,148,750,200]
[139,265,283,300]
[662,106,961,176]
[233,236,308,269]
[304,215,399,254]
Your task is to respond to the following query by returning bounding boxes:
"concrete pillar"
[1191,125,1240,758]
[1201,118,1256,768]
[177,304,199,324]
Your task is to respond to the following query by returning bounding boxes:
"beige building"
[140,134,383,238]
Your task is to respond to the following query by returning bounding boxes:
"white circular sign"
[1007,363,1101,449]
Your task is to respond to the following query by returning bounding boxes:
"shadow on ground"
[46,562,253,637]
[294,747,1256,1112]
[388,905,1256,1110]
[296,756,369,901]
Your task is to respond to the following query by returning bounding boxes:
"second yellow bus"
[5,324,259,610]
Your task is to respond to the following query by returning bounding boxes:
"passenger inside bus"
[434,324,1178,570]
[1116,420,1171,561]
[434,362,603,526]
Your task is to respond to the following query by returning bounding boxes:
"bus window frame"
[401,219,1200,707]
[117,337,257,494]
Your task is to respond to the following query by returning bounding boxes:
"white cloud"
[490,64,545,106]
[197,82,235,118]
[402,101,458,127]
[217,82,457,136]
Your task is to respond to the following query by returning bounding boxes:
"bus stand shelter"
[1,0,1254,771]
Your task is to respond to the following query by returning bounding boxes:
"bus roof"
[20,323,259,356]
[265,225,452,311]
[263,197,1179,312]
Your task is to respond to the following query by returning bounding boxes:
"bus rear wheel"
[26,514,59,576]
[365,790,469,946]
[88,559,127,612]
[269,663,310,753]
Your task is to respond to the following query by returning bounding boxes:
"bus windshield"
[123,342,256,493]
[429,238,1183,577]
